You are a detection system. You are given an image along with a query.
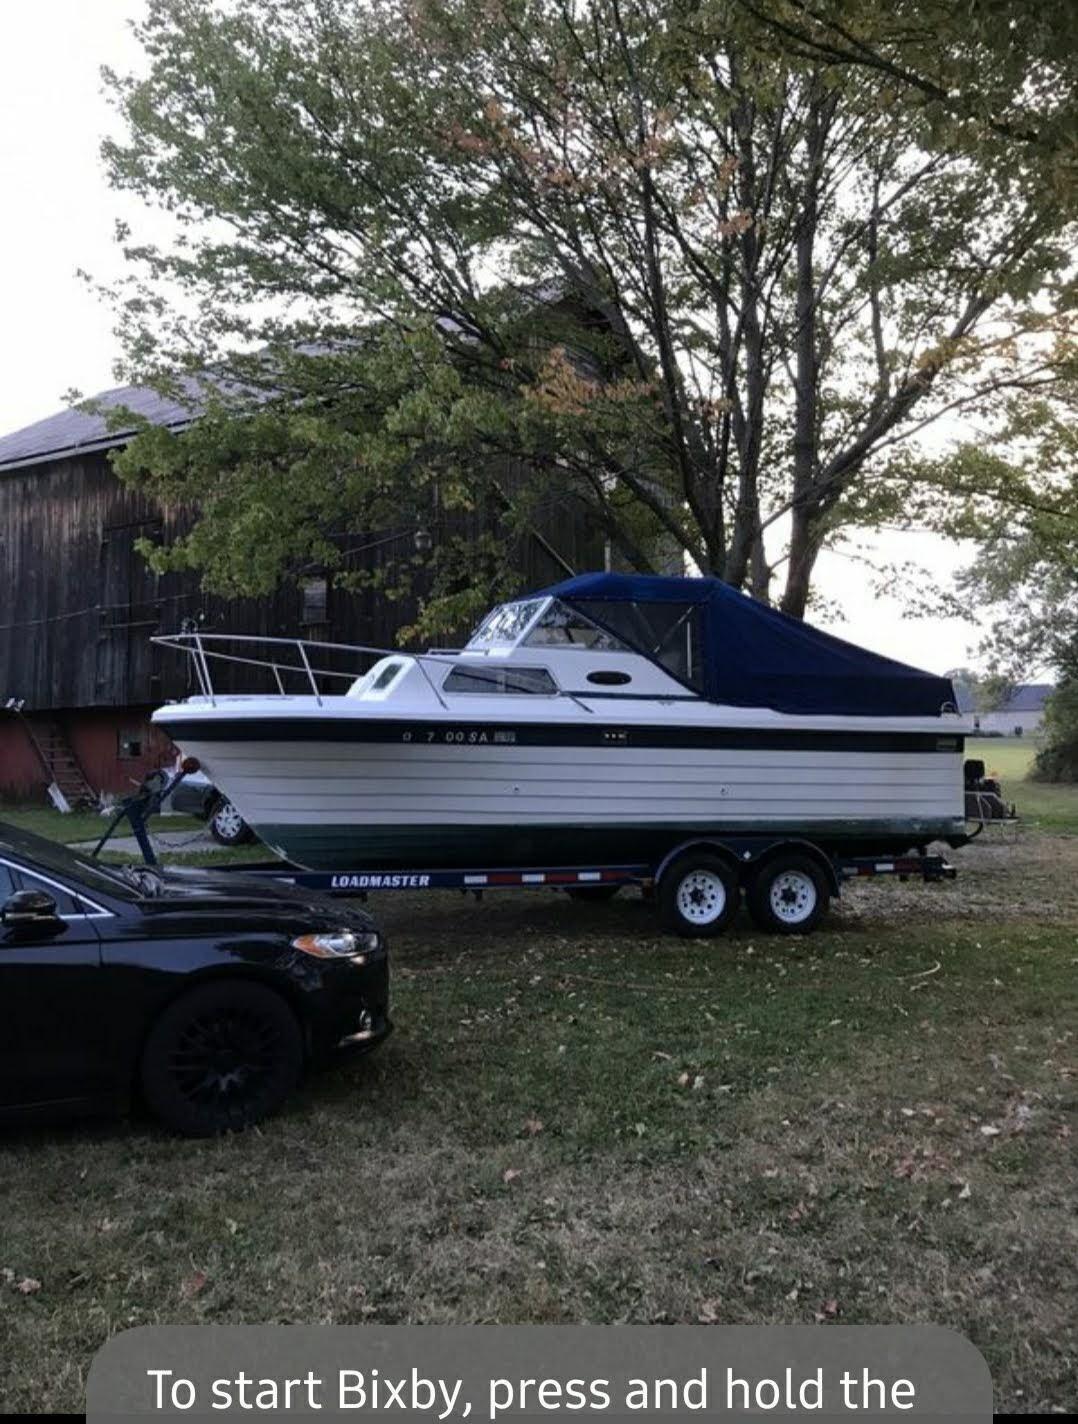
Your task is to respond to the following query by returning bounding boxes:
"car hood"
[136,866,376,930]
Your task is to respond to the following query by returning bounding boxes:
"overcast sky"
[0,0,992,674]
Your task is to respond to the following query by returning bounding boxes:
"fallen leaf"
[181,1270,208,1299]
[677,1071,690,1087]
[958,1183,972,1201]
[697,1298,722,1323]
[814,1298,840,1321]
[979,1125,1002,1137]
[502,1168,522,1184]
[523,1117,544,1136]
[16,1277,41,1295]
[692,1074,705,1091]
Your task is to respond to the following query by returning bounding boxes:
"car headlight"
[291,930,380,960]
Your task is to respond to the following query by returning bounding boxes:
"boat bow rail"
[152,630,456,709]
[151,631,605,714]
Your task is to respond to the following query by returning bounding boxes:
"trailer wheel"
[658,854,738,938]
[748,855,829,935]
[565,884,621,903]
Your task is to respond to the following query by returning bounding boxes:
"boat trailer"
[92,761,961,937]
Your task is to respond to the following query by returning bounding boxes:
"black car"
[0,823,390,1136]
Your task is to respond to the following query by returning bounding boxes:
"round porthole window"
[587,670,632,686]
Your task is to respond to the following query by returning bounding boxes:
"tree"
[98,0,1078,633]
[936,371,1078,779]
[944,667,1015,714]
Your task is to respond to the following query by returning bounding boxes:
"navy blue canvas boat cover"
[541,573,957,718]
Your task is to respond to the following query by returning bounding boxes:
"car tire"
[658,853,739,938]
[564,884,621,903]
[209,798,255,846]
[140,980,303,1137]
[746,855,830,935]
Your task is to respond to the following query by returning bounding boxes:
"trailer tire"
[747,854,829,935]
[658,854,738,938]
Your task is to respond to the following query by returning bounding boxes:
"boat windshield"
[466,599,546,649]
[523,599,628,650]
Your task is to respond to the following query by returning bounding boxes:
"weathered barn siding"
[0,719,44,799]
[0,708,176,800]
[0,449,599,715]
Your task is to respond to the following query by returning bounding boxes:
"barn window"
[118,731,144,759]
[301,577,329,625]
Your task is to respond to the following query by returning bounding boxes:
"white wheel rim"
[675,869,727,926]
[769,870,817,925]
[215,802,244,837]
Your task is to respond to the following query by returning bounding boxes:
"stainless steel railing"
[152,632,452,710]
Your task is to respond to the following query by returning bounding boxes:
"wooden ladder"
[21,714,97,810]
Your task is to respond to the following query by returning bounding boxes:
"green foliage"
[1033,678,1078,784]
[96,0,1078,627]
[945,668,1015,714]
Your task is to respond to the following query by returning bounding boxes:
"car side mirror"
[2,889,62,930]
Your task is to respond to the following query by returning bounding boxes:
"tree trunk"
[781,514,823,619]
[780,86,830,619]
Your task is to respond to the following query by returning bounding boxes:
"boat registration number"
[401,729,517,745]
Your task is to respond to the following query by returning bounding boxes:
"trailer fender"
[653,837,841,898]
[743,839,842,898]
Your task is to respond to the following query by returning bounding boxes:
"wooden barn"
[0,386,599,803]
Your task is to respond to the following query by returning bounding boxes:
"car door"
[0,858,110,1110]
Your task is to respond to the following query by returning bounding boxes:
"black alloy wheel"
[140,981,303,1136]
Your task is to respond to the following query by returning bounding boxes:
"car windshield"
[0,823,142,902]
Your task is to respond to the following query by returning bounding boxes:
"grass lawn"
[1,816,1077,1413]
[967,737,1078,836]
[0,806,204,846]
[2,767,1077,1413]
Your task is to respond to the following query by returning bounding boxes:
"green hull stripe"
[255,818,966,872]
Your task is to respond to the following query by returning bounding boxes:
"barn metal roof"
[1002,683,1053,713]
[0,381,204,473]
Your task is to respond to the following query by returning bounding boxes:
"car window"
[0,862,16,901]
[9,866,84,917]
[0,828,137,902]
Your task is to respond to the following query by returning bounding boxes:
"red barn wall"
[0,708,176,802]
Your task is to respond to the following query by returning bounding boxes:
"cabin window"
[586,670,632,686]
[301,576,329,625]
[525,599,627,651]
[569,599,705,691]
[370,660,404,692]
[443,665,558,696]
[118,730,144,759]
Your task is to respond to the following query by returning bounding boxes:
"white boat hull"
[162,717,966,870]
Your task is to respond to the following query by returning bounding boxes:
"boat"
[151,573,970,873]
